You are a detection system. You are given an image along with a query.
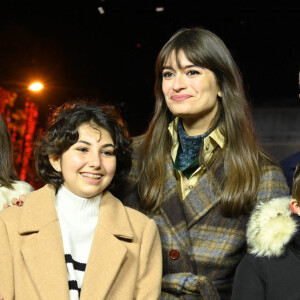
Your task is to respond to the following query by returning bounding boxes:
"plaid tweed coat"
[124,137,289,300]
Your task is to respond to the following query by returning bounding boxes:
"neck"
[181,117,212,136]
[55,185,101,222]
[180,100,220,136]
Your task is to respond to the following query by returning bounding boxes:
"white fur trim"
[247,197,297,257]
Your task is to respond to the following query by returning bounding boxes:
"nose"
[172,73,187,92]
[89,152,101,169]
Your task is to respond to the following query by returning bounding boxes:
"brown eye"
[77,147,88,152]
[162,71,174,78]
[187,70,200,75]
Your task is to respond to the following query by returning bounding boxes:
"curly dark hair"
[34,100,132,195]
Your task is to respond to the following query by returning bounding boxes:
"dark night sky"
[0,1,299,135]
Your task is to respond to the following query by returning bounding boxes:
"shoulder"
[125,205,153,224]
[0,185,54,225]
[131,135,145,154]
[0,204,23,231]
[247,196,296,258]
[101,192,159,244]
[258,162,289,196]
[260,161,285,177]
[124,206,159,246]
[17,184,54,206]
[103,191,156,228]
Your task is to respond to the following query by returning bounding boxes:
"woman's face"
[50,123,116,198]
[162,50,221,132]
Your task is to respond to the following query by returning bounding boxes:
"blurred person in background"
[280,70,300,192]
[0,114,33,210]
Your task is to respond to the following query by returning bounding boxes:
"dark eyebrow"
[162,64,199,71]
[77,141,115,148]
[77,140,90,145]
[102,143,115,148]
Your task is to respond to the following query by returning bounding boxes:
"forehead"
[163,50,192,68]
[77,123,114,143]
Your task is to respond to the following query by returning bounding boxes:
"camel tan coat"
[0,185,162,300]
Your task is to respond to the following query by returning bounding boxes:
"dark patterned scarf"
[174,119,210,179]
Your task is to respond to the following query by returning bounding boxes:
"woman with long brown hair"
[125,27,289,299]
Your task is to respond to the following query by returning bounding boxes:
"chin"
[83,191,103,198]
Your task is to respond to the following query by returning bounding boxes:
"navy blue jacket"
[281,151,300,192]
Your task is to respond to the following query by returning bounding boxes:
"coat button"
[169,249,180,260]
[185,185,193,190]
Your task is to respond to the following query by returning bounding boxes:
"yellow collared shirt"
[168,118,224,200]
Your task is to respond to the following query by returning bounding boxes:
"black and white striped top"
[55,186,101,300]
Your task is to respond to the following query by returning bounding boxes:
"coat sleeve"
[161,273,220,300]
[134,219,162,300]
[257,164,289,203]
[0,216,15,300]
[231,254,265,300]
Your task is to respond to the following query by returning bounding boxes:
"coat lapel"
[80,192,133,300]
[182,161,224,229]
[159,158,223,244]
[19,185,69,299]
[159,158,190,249]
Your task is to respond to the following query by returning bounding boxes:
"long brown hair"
[137,27,274,216]
[0,114,19,188]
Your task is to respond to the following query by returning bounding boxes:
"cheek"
[106,158,117,175]
[162,81,170,97]
[191,78,205,90]
[196,81,217,97]
[206,77,219,94]
[66,156,82,166]
[61,154,84,171]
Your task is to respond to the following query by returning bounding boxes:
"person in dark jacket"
[280,71,300,193]
[281,151,300,193]
[232,162,300,300]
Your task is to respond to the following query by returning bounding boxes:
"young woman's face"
[162,50,221,130]
[50,123,116,198]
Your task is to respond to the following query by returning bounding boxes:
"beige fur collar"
[247,196,297,258]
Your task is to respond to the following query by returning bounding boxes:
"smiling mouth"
[171,95,192,101]
[81,173,102,179]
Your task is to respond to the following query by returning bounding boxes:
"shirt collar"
[168,117,225,162]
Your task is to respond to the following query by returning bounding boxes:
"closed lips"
[171,94,191,101]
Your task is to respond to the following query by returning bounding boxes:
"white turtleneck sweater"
[55,185,101,300]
